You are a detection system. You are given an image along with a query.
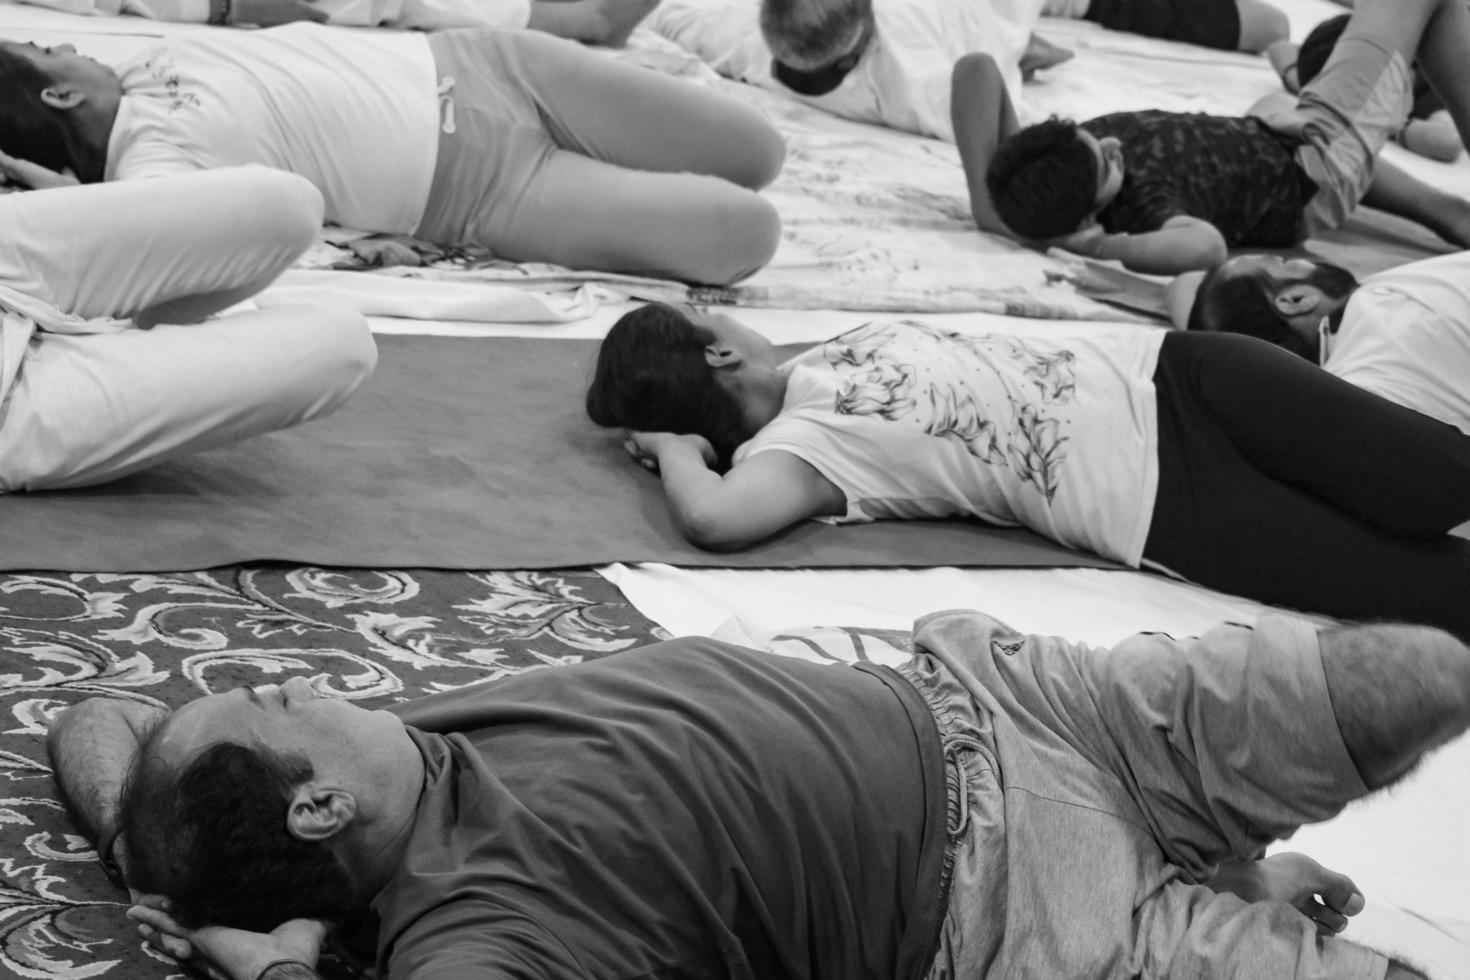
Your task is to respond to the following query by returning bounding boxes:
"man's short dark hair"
[986,117,1099,240]
[1188,262,1317,360]
[0,46,84,176]
[120,730,356,932]
[760,0,873,70]
[585,302,752,470]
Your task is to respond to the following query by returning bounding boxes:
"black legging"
[1144,331,1470,639]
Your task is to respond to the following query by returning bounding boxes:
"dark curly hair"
[986,117,1099,240]
[1188,262,1317,360]
[121,732,356,932]
[0,46,86,176]
[586,303,752,469]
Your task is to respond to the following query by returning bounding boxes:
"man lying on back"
[49,609,1465,978]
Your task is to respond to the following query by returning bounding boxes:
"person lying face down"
[1169,250,1470,437]
[0,24,785,286]
[47,613,1470,979]
[586,302,1470,637]
[952,0,1470,274]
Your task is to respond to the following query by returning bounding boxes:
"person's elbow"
[951,52,1001,121]
[952,52,1001,92]
[1155,219,1228,273]
[1188,232,1229,271]
[674,502,766,552]
[45,697,134,761]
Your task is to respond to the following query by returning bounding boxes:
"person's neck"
[1325,292,1353,333]
[741,361,793,435]
[66,100,119,183]
[338,746,426,905]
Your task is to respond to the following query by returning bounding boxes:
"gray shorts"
[417,28,550,250]
[900,610,1386,979]
[1252,35,1413,236]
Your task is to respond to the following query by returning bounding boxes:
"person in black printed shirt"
[952,0,1470,273]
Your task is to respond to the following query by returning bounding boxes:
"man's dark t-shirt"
[1085,110,1317,246]
[374,637,948,979]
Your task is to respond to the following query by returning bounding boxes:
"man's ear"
[287,784,358,842]
[1272,283,1324,319]
[704,343,744,370]
[40,85,86,111]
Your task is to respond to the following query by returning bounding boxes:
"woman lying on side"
[0,160,375,491]
[0,27,784,287]
[587,303,1470,638]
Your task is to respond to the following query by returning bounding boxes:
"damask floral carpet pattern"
[0,566,665,979]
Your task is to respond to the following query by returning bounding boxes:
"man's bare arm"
[951,53,1022,236]
[1056,215,1228,274]
[47,697,168,880]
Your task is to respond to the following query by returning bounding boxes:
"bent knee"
[294,306,378,412]
[686,193,781,285]
[242,167,326,256]
[742,125,788,190]
[722,111,788,190]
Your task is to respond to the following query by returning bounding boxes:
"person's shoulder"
[1086,108,1187,134]
[1356,251,1470,318]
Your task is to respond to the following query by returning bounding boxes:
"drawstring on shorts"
[437,76,457,135]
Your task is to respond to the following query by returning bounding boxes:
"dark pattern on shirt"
[1086,111,1315,246]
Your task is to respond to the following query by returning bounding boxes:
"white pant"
[0,167,377,492]
[0,305,376,491]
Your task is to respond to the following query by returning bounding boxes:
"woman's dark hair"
[586,303,751,469]
[120,734,356,932]
[0,46,84,176]
[986,117,1098,240]
[1188,262,1317,360]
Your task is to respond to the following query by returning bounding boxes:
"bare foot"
[1020,33,1073,81]
[590,0,662,47]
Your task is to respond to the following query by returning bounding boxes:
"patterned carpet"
[0,566,666,979]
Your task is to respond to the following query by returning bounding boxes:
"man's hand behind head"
[129,897,326,980]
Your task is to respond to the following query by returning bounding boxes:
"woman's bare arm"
[625,431,846,551]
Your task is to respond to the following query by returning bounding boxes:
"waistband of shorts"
[895,656,997,971]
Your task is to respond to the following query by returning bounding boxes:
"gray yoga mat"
[0,336,1121,573]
